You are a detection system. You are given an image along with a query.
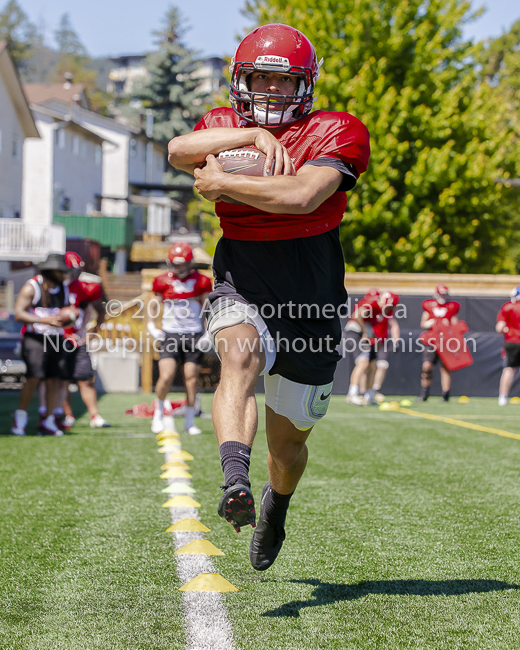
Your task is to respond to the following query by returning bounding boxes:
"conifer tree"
[244,0,519,273]
[136,7,209,145]
[0,0,37,68]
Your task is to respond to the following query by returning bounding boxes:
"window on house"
[95,145,102,165]
[58,130,66,149]
[12,136,18,159]
[61,196,70,212]
[129,138,137,157]
[81,140,88,158]
[72,135,80,156]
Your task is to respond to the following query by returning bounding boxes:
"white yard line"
[165,450,237,650]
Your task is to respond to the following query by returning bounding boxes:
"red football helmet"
[65,251,84,270]
[229,23,321,127]
[167,241,193,278]
[381,291,399,307]
[434,284,449,304]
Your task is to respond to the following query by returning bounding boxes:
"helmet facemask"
[230,62,315,127]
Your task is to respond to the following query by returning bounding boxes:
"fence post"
[141,290,153,394]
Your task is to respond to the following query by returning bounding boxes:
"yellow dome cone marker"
[162,495,200,508]
[157,429,179,439]
[166,519,210,533]
[168,451,194,461]
[161,460,190,471]
[158,445,181,454]
[162,482,196,494]
[458,396,470,403]
[400,399,412,407]
[179,573,238,593]
[175,540,225,556]
[158,438,181,446]
[160,468,192,479]
[510,396,520,404]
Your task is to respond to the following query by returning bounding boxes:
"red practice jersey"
[497,301,520,343]
[194,107,370,241]
[66,279,103,337]
[152,270,212,334]
[422,299,460,326]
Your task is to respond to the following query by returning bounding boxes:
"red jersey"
[497,302,520,343]
[422,299,460,327]
[194,107,370,241]
[66,279,103,337]
[152,270,212,334]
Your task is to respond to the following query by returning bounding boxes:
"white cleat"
[90,414,111,428]
[11,409,28,436]
[151,410,164,434]
[185,425,202,435]
[346,394,366,406]
[498,395,508,407]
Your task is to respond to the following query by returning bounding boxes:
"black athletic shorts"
[22,332,66,379]
[422,346,440,365]
[505,342,520,368]
[346,331,390,362]
[62,344,94,382]
[159,332,203,365]
[210,227,347,385]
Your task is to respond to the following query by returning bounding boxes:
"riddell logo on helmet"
[254,55,291,71]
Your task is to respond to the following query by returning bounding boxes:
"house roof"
[30,103,112,145]
[23,82,90,109]
[0,41,39,138]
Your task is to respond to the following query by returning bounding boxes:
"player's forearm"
[168,128,262,168]
[217,174,322,215]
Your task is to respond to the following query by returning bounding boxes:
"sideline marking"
[162,447,238,650]
[398,407,520,441]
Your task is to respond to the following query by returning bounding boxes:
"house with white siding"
[22,104,106,225]
[0,41,39,220]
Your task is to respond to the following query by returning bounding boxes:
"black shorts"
[505,342,520,368]
[159,332,203,365]
[347,331,389,362]
[62,344,94,382]
[22,332,66,379]
[422,346,440,365]
[210,228,347,385]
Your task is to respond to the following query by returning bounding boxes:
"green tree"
[49,13,113,115]
[135,7,210,146]
[244,0,519,273]
[0,0,37,68]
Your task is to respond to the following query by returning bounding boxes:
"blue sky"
[14,0,520,59]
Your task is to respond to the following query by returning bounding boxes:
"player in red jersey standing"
[418,284,460,402]
[366,291,400,404]
[148,242,212,435]
[167,24,370,570]
[496,287,520,406]
[345,288,381,405]
[63,252,110,428]
[346,290,400,405]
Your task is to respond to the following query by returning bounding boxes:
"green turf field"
[2,392,520,649]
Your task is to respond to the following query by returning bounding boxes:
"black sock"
[420,386,430,400]
[262,484,293,528]
[219,441,251,488]
[442,390,450,402]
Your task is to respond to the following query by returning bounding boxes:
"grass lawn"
[2,392,520,648]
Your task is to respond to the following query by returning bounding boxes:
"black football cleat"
[218,483,256,533]
[249,483,286,571]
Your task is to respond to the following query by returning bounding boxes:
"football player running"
[168,24,370,570]
[148,242,212,435]
[496,286,520,406]
[418,284,460,402]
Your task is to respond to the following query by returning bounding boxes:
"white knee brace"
[264,373,333,431]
